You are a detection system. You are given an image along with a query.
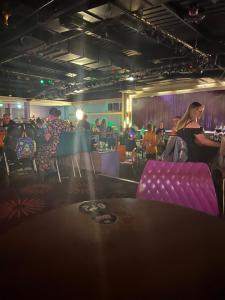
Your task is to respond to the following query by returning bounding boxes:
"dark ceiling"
[0,0,225,101]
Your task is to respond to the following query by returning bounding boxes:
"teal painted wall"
[67,99,122,128]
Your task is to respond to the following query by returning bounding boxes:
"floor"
[0,166,138,233]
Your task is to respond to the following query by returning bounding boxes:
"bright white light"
[76,109,84,120]
[17,104,22,109]
[0,103,3,107]
[127,76,134,81]
[66,73,77,78]
[74,89,84,94]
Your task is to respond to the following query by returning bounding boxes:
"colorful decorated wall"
[132,90,225,130]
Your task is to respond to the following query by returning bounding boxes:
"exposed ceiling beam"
[162,2,225,54]
[113,2,209,61]
[0,0,110,54]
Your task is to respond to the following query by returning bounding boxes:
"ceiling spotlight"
[188,4,199,17]
[185,4,205,23]
[66,73,77,78]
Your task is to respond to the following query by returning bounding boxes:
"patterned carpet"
[0,173,137,233]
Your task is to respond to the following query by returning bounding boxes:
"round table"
[1,198,225,299]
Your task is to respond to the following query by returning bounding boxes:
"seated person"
[143,123,157,160]
[176,102,220,163]
[93,118,100,133]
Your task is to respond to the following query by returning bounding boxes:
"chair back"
[56,130,92,157]
[56,131,76,157]
[74,130,92,153]
[137,160,219,216]
[0,131,5,148]
[117,144,126,162]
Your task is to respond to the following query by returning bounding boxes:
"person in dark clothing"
[3,113,16,128]
[156,121,165,135]
[176,102,220,163]
[78,114,91,130]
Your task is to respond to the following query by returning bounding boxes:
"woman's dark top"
[177,127,218,163]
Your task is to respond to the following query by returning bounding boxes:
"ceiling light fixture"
[66,73,77,78]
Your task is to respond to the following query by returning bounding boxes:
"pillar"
[24,101,30,121]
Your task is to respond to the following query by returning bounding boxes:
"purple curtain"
[132,90,225,130]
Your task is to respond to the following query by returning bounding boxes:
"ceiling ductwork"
[115,0,142,12]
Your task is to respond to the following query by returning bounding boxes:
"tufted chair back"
[136,160,219,216]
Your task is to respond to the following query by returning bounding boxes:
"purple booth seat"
[136,160,219,216]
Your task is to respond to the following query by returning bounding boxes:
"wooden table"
[1,198,225,299]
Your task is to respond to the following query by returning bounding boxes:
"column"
[122,93,132,128]
[5,104,11,115]
[24,101,30,121]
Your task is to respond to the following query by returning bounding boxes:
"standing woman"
[143,123,157,160]
[93,118,100,133]
[176,102,220,163]
[36,107,71,173]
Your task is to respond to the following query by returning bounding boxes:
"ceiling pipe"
[0,0,56,48]
[0,0,110,61]
[162,3,225,53]
[113,2,210,61]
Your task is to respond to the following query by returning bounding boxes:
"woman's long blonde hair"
[176,102,204,131]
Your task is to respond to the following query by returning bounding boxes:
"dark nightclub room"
[0,0,225,299]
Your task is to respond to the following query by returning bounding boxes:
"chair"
[136,160,219,216]
[75,130,96,176]
[161,136,188,162]
[3,123,37,177]
[0,130,5,148]
[54,130,95,183]
[54,131,81,183]
[3,143,37,177]
[117,144,126,162]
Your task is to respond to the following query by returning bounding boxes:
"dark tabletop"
[0,198,225,299]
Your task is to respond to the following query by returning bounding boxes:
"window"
[108,102,122,112]
[108,103,113,111]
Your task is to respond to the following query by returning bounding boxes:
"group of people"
[120,101,222,166]
[142,101,222,165]
[141,122,166,160]
[1,101,224,177]
[1,108,117,175]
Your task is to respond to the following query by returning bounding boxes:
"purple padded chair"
[136,160,219,216]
